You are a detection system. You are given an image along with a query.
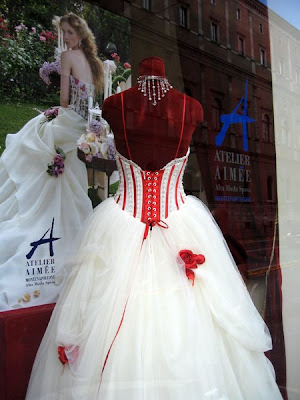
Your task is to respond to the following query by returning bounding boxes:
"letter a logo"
[26,218,61,259]
[215,78,255,151]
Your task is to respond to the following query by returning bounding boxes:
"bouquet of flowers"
[47,147,66,177]
[39,60,61,86]
[78,118,107,162]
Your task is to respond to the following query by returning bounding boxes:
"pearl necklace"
[137,75,173,106]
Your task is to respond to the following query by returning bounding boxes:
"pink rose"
[53,154,64,166]
[39,35,46,41]
[111,53,120,63]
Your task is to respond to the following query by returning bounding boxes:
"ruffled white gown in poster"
[0,77,93,311]
[26,146,283,399]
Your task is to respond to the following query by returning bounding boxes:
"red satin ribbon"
[179,249,205,285]
[143,219,169,240]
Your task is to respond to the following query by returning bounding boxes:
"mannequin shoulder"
[103,92,121,109]
[103,87,137,111]
[102,92,122,120]
[185,94,203,124]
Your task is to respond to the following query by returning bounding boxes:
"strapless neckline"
[115,147,190,174]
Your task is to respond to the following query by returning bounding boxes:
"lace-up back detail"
[115,150,188,219]
[69,76,95,120]
[114,92,188,238]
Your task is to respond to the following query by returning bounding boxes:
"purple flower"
[89,119,104,136]
[47,147,66,177]
[53,154,64,167]
[39,61,61,85]
[15,23,26,32]
[107,135,116,160]
[43,108,59,122]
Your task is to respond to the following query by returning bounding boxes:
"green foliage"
[0,0,84,33]
[0,102,42,155]
[122,68,131,80]
[0,17,59,101]
[83,4,130,62]
[109,180,119,196]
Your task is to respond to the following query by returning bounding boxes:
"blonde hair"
[56,13,104,94]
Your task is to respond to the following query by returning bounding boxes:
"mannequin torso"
[102,57,203,170]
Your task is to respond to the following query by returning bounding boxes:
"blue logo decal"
[215,78,255,151]
[26,218,61,259]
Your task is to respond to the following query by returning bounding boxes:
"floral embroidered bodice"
[69,76,95,120]
[114,92,188,238]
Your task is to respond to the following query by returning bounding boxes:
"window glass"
[1,1,299,399]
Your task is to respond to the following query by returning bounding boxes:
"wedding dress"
[25,92,283,399]
[0,76,93,311]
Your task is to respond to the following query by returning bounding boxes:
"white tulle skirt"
[26,196,283,399]
[0,107,92,310]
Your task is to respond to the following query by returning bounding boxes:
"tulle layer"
[26,197,282,399]
[0,108,92,310]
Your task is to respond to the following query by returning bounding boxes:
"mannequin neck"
[139,57,166,76]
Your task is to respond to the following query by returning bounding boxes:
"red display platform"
[0,303,54,400]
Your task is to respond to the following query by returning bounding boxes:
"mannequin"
[102,56,203,170]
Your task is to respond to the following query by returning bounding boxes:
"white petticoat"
[26,196,283,399]
[0,107,92,310]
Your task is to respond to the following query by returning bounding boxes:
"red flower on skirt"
[179,249,205,285]
[57,345,79,366]
[58,346,68,365]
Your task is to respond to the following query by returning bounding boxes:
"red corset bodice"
[115,149,188,234]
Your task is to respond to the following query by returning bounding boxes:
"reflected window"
[179,5,188,28]
[211,22,219,42]
[262,114,272,142]
[213,98,222,130]
[267,176,273,201]
[296,68,300,83]
[260,48,266,66]
[238,35,245,55]
[211,0,216,4]
[236,8,241,20]
[142,0,150,10]
[259,23,263,34]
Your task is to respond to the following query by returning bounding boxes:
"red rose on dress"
[58,346,68,365]
[179,250,198,269]
[179,249,205,285]
[57,345,79,365]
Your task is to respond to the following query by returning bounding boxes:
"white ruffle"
[26,196,282,400]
